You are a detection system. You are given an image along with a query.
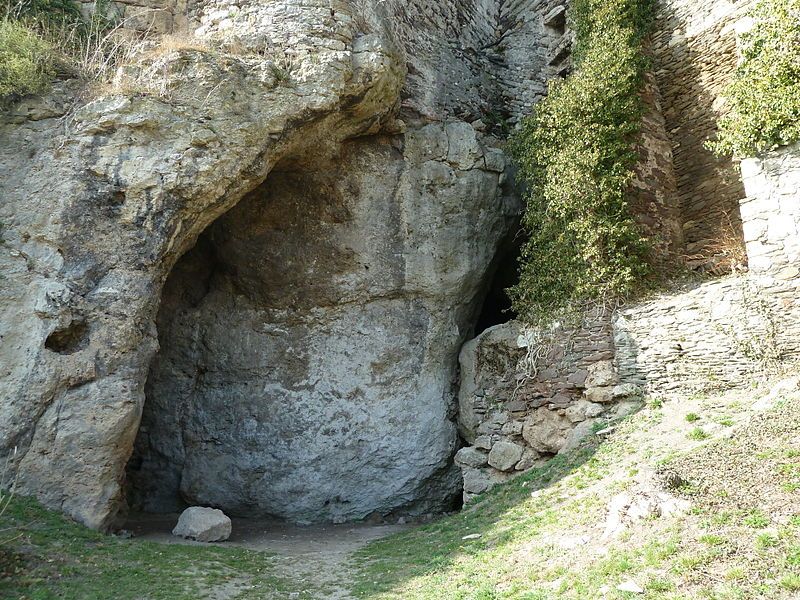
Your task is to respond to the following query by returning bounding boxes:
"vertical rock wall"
[740,143,800,276]
[0,0,545,529]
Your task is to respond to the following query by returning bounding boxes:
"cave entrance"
[124,147,465,526]
[473,229,522,336]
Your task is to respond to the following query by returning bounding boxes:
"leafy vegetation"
[508,0,655,324]
[0,0,95,104]
[708,0,800,157]
[0,17,54,103]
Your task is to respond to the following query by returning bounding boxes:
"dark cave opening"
[473,229,523,336]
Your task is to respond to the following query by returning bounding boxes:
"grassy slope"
[0,497,314,599]
[351,378,800,600]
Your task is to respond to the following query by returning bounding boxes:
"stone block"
[584,386,614,403]
[565,399,604,423]
[454,446,489,468]
[488,441,525,472]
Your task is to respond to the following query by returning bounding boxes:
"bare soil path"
[126,514,408,599]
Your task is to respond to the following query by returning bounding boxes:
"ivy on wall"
[708,0,800,158]
[507,0,655,325]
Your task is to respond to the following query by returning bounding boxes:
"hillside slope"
[351,375,800,599]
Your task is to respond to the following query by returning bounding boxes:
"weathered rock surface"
[172,507,232,542]
[487,441,524,472]
[128,124,517,523]
[0,0,528,529]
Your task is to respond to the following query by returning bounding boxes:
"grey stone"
[584,387,615,403]
[458,322,526,443]
[559,419,599,454]
[522,408,570,454]
[172,507,232,542]
[487,441,524,472]
[501,420,524,436]
[454,447,489,468]
[565,400,605,423]
[473,435,494,450]
[585,361,619,387]
[461,467,511,496]
[612,383,643,399]
[515,449,542,471]
[0,0,525,530]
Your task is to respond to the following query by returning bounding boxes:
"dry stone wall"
[614,275,800,393]
[740,143,800,276]
[455,313,643,502]
[650,0,754,270]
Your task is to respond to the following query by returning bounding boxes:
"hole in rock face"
[126,145,467,525]
[45,320,89,354]
[474,231,522,335]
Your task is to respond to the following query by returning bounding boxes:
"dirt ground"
[125,514,408,599]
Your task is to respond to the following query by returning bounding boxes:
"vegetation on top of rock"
[0,0,112,104]
[507,0,655,325]
[708,0,800,158]
[0,18,54,103]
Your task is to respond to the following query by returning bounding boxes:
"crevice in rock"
[44,320,89,355]
[473,228,522,336]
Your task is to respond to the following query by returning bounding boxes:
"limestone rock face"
[128,126,517,523]
[172,507,232,542]
[0,0,525,529]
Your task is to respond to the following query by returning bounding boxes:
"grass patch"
[687,427,709,440]
[351,384,800,599]
[0,496,311,599]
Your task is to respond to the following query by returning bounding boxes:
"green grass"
[0,496,310,599]
[687,427,709,440]
[349,389,800,599]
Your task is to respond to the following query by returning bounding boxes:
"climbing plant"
[507,0,655,325]
[708,0,800,157]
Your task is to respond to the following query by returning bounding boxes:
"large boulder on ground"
[172,507,232,542]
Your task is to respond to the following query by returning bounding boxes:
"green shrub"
[708,0,800,157]
[508,0,654,325]
[0,19,54,103]
[3,0,83,27]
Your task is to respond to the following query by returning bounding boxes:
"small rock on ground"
[172,507,232,542]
